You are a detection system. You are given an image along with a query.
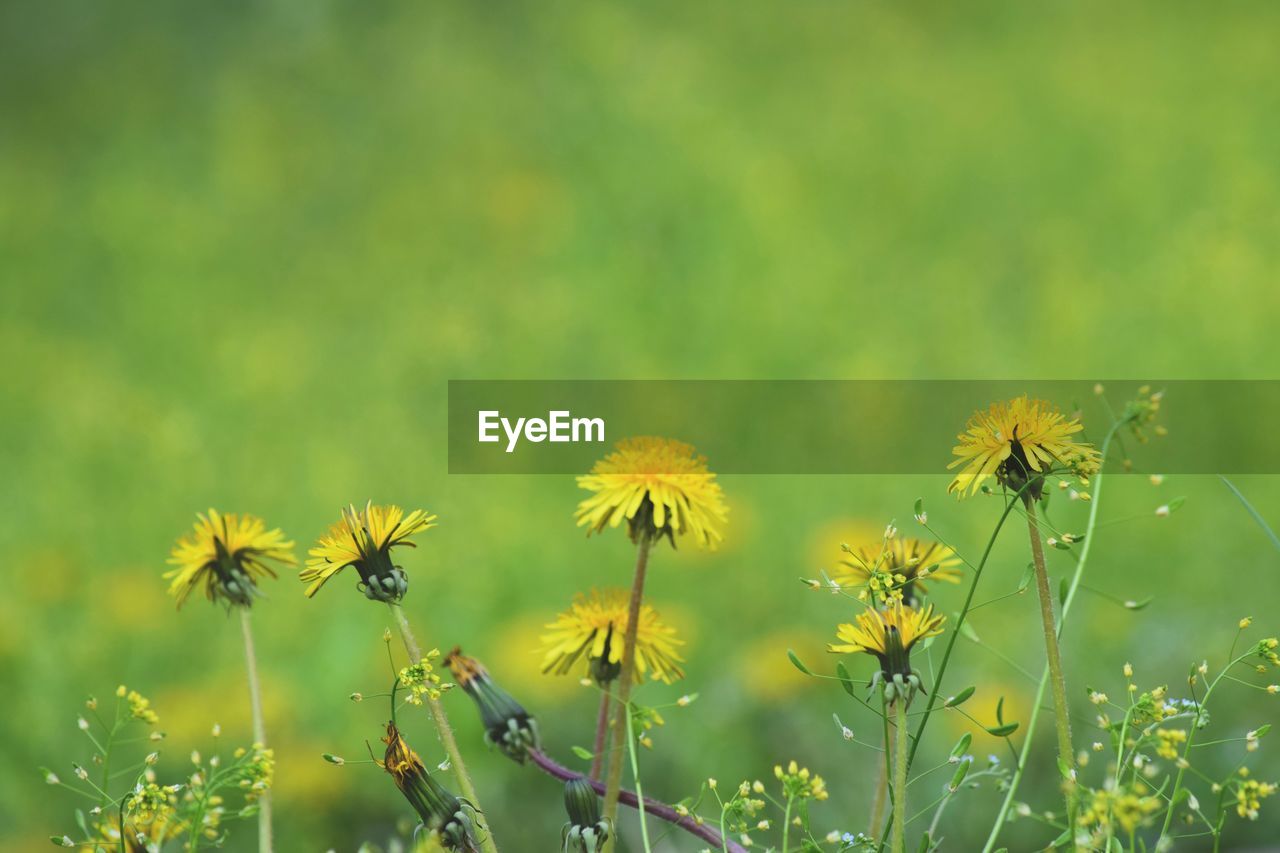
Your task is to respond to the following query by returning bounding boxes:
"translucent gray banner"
[446,380,1279,474]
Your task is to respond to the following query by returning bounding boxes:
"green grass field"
[3,2,1279,849]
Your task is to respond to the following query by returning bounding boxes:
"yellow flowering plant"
[41,392,1280,853]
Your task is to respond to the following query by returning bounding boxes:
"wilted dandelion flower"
[380,723,479,851]
[575,437,727,548]
[302,502,437,601]
[444,649,540,763]
[829,602,945,703]
[948,397,1100,499]
[832,538,962,604]
[166,509,295,608]
[540,589,685,685]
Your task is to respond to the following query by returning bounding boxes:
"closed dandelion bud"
[381,724,478,852]
[561,777,610,852]
[444,648,540,763]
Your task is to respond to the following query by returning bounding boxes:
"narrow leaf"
[945,686,976,708]
[787,649,813,676]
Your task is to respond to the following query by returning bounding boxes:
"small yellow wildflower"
[1155,729,1187,760]
[1236,779,1276,820]
[774,760,829,802]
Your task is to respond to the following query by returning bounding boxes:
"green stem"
[625,702,653,853]
[602,536,653,831]
[893,700,908,853]
[239,608,274,853]
[388,602,498,853]
[782,796,793,852]
[982,427,1118,853]
[1024,502,1076,829]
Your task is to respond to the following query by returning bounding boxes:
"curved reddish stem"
[527,748,746,853]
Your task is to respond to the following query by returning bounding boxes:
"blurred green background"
[3,1,1279,849]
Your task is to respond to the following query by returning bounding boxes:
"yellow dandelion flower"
[833,538,962,604]
[948,396,1101,499]
[301,502,436,601]
[576,437,727,549]
[540,589,685,685]
[165,509,295,608]
[829,602,945,701]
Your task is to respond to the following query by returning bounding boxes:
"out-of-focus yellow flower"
[1237,779,1276,820]
[576,437,727,549]
[302,502,436,601]
[166,509,295,608]
[948,397,1099,499]
[1078,785,1160,834]
[540,589,684,685]
[833,538,962,604]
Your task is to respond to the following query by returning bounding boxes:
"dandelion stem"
[388,602,498,853]
[527,747,748,853]
[982,427,1119,852]
[590,691,611,782]
[1024,501,1076,828]
[892,700,908,853]
[239,607,274,853]
[602,535,654,831]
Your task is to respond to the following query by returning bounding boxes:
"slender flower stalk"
[527,747,748,853]
[1025,500,1076,825]
[390,603,497,853]
[239,609,273,853]
[602,536,653,827]
[590,693,611,782]
[892,700,908,853]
